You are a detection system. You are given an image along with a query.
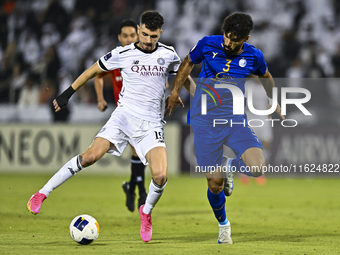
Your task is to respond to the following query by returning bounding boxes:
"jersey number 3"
[223,59,232,72]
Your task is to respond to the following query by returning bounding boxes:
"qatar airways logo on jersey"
[131,65,167,77]
[200,84,312,128]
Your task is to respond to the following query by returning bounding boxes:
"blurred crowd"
[0,0,340,117]
[0,0,155,121]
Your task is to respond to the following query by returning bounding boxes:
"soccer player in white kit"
[27,11,189,243]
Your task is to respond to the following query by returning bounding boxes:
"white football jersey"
[98,42,181,122]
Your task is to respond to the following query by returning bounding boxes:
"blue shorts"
[192,123,262,168]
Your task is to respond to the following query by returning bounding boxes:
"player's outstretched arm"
[94,74,108,112]
[183,75,196,97]
[53,62,104,112]
[165,55,195,116]
[258,69,285,120]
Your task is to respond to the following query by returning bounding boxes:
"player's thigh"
[145,146,167,186]
[129,144,138,157]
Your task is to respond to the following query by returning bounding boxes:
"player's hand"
[53,86,75,112]
[97,99,107,111]
[54,94,69,112]
[53,99,62,112]
[165,93,184,116]
[268,103,285,120]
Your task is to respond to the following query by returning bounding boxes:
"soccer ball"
[69,214,100,245]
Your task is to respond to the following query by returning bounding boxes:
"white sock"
[143,179,167,214]
[39,155,84,197]
[219,219,230,227]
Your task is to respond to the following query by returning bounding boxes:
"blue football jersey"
[188,35,267,125]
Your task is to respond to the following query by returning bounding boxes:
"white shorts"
[95,107,166,165]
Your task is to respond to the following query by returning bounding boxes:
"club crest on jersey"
[104,53,112,61]
[239,58,247,67]
[157,58,165,65]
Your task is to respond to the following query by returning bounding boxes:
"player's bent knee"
[251,169,263,177]
[80,153,99,167]
[152,173,167,186]
[249,162,265,177]
[243,147,265,177]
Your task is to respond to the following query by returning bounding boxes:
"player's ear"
[137,25,140,34]
[245,35,250,42]
[118,34,122,44]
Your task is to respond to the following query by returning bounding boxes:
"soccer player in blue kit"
[166,13,284,244]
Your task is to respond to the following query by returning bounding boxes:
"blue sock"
[231,159,255,177]
[207,189,228,225]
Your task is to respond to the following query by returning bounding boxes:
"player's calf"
[222,156,234,196]
[206,177,224,194]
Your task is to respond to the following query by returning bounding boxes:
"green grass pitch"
[1,173,339,255]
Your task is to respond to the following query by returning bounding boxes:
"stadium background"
[1,1,340,254]
[0,0,339,177]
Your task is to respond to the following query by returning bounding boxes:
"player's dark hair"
[222,12,254,40]
[119,20,137,34]
[140,11,164,31]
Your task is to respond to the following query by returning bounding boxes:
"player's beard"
[141,43,154,52]
[223,43,243,55]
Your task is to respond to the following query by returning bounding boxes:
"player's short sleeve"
[252,49,267,76]
[97,48,120,72]
[188,36,208,64]
[168,49,181,76]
